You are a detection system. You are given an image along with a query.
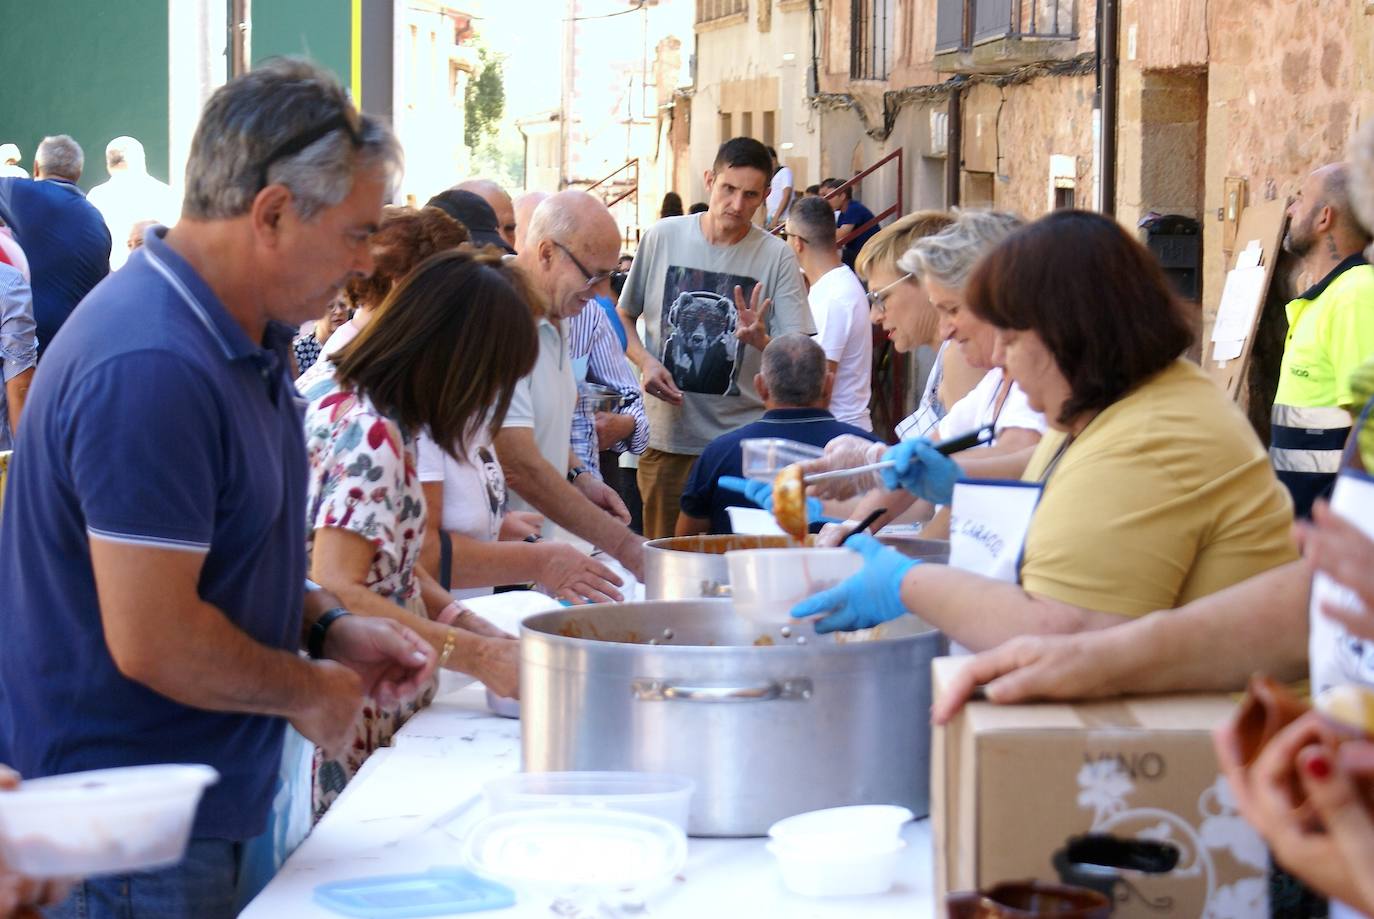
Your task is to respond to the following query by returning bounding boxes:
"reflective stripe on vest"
[1270,403,1351,473]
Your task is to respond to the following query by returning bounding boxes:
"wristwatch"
[567,465,592,483]
[307,607,351,660]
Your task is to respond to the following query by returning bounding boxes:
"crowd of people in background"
[1,51,1374,919]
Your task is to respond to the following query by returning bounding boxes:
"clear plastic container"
[740,438,824,481]
[484,771,695,832]
[725,547,864,624]
[0,764,218,878]
[462,807,687,893]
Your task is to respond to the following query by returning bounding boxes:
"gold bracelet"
[437,628,457,670]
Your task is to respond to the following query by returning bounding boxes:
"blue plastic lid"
[314,867,515,917]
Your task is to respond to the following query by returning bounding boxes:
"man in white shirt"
[86,136,178,270]
[786,195,872,430]
[496,190,647,577]
[764,147,794,230]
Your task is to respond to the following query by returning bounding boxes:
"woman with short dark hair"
[298,249,537,816]
[792,210,1298,652]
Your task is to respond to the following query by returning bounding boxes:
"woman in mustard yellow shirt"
[792,211,1298,652]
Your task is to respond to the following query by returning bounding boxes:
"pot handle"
[632,678,813,702]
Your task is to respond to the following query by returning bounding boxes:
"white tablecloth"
[242,587,936,918]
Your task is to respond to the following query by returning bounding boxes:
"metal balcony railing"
[586,159,639,209]
[936,0,1076,54]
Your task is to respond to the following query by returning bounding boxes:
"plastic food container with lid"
[740,438,824,481]
[462,807,687,894]
[484,771,694,832]
[0,763,219,878]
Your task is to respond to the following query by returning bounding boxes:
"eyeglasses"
[779,230,810,244]
[256,110,364,191]
[866,272,913,316]
[553,240,613,289]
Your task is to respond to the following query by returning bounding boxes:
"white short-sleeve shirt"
[502,317,577,519]
[807,265,873,431]
[937,366,1045,442]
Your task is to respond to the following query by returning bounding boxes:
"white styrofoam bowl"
[768,804,914,851]
[767,837,907,897]
[0,764,218,878]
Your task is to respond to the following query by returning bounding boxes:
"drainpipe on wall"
[946,88,962,208]
[1097,0,1119,216]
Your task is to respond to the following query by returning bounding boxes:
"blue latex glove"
[790,533,919,633]
[718,475,832,525]
[878,438,961,504]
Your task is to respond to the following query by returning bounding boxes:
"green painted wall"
[253,1,353,87]
[0,2,169,189]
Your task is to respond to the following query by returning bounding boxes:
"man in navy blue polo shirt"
[676,333,881,535]
[820,176,880,271]
[0,135,111,359]
[0,60,436,919]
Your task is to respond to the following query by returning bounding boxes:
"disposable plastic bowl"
[767,804,914,852]
[0,764,219,878]
[485,771,695,832]
[725,547,863,624]
[767,838,906,897]
[740,438,824,482]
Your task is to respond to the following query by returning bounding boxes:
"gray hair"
[35,135,83,180]
[899,209,1024,289]
[524,190,598,248]
[788,195,837,247]
[105,135,146,172]
[182,58,402,221]
[761,333,827,406]
[1316,162,1372,241]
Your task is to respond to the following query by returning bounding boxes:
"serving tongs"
[801,424,995,485]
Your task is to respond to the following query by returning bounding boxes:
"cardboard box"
[931,657,1269,918]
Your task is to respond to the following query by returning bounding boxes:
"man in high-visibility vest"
[1272,162,1374,517]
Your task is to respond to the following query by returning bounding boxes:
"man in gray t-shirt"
[618,137,812,538]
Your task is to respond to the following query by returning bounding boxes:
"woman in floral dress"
[298,250,538,818]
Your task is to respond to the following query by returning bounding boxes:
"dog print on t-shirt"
[659,266,757,397]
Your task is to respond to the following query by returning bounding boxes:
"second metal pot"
[642,534,951,600]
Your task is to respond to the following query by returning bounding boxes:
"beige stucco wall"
[960,74,1097,217]
[688,4,820,205]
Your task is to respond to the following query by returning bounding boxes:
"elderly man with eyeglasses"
[497,190,648,579]
[0,60,439,919]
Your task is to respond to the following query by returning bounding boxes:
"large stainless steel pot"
[520,599,946,836]
[642,534,950,600]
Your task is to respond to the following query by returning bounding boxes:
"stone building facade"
[687,0,1374,329]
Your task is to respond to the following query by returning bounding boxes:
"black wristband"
[308,607,351,660]
[567,465,591,483]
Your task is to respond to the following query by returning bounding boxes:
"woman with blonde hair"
[805,210,1046,539]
